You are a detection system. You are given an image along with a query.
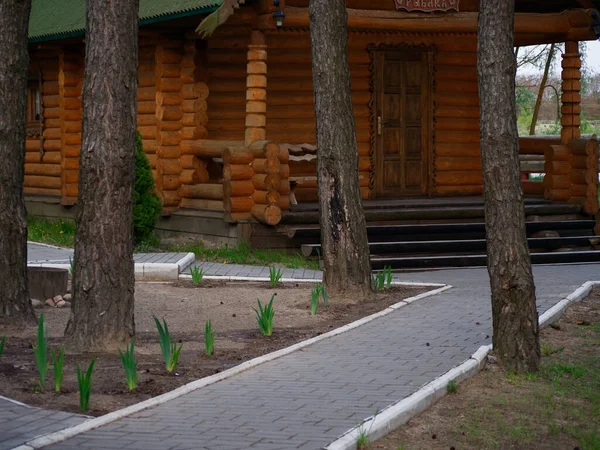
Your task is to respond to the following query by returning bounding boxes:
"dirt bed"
[375,287,600,450]
[0,281,428,416]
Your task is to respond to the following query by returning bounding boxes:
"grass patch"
[28,216,76,248]
[155,240,319,270]
[376,289,600,450]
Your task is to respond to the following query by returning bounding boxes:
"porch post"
[560,41,581,145]
[245,30,267,147]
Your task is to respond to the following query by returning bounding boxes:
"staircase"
[282,198,600,270]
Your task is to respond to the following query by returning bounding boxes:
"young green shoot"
[384,265,393,288]
[314,283,328,307]
[205,320,215,356]
[153,315,183,373]
[33,313,49,392]
[356,408,380,450]
[269,266,283,287]
[253,295,275,336]
[69,256,74,275]
[51,346,65,393]
[310,287,319,315]
[190,266,205,285]
[372,271,385,291]
[118,340,138,391]
[447,379,458,394]
[0,336,5,358]
[77,358,95,412]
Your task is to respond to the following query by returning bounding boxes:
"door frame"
[368,43,436,198]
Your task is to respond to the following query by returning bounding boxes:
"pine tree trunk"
[65,0,139,349]
[477,0,540,373]
[309,0,372,299]
[529,44,555,136]
[0,0,36,325]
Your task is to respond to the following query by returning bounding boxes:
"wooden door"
[373,48,432,197]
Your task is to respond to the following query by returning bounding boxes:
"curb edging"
[13,284,452,449]
[325,280,600,450]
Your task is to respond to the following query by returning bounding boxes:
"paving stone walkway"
[14,263,592,450]
[0,397,87,450]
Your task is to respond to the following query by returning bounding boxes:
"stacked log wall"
[155,42,184,213]
[262,30,481,202]
[24,51,62,198]
[138,39,158,174]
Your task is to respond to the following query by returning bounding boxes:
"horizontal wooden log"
[179,183,223,200]
[252,157,281,174]
[25,163,61,177]
[252,173,280,191]
[180,139,242,158]
[226,196,254,213]
[26,152,61,164]
[179,197,224,211]
[24,175,61,189]
[223,164,254,182]
[179,155,204,170]
[223,180,254,198]
[252,189,280,205]
[435,184,484,196]
[436,171,483,187]
[223,149,254,165]
[23,187,62,197]
[522,180,545,196]
[251,204,282,226]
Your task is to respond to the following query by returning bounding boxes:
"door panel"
[374,49,431,197]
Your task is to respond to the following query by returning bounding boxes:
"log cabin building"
[24,0,600,267]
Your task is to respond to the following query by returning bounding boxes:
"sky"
[518,40,600,75]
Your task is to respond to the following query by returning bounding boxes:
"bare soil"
[0,281,427,416]
[375,288,600,450]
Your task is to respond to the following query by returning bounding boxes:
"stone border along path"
[27,242,195,280]
[6,263,600,450]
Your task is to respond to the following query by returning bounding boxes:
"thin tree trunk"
[529,44,555,135]
[477,0,540,373]
[65,0,139,349]
[0,0,36,325]
[309,0,372,299]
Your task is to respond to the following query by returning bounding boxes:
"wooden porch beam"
[267,7,596,43]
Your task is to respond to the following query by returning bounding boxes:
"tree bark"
[478,0,540,373]
[309,0,372,299]
[529,44,555,136]
[0,0,36,325]
[65,0,139,349]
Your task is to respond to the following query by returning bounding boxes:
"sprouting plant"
[153,316,183,373]
[384,265,393,288]
[69,256,74,275]
[0,336,5,358]
[356,408,380,450]
[190,266,205,285]
[269,266,283,287]
[205,320,215,356]
[51,346,65,393]
[33,313,49,392]
[118,340,138,391]
[372,271,385,291]
[447,379,458,394]
[253,295,275,336]
[310,287,319,315]
[314,283,328,307]
[77,358,95,412]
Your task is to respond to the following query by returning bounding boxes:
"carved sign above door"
[393,0,459,12]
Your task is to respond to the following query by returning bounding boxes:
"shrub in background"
[133,133,161,245]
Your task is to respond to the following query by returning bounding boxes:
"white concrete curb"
[179,273,448,288]
[325,280,600,450]
[27,253,195,282]
[27,241,71,250]
[14,284,452,449]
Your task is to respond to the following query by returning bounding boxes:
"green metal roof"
[29,0,223,42]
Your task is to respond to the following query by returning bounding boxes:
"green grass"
[157,240,319,270]
[253,295,275,337]
[28,216,76,248]
[447,379,458,394]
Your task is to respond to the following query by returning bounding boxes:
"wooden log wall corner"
[568,136,599,215]
[561,41,581,145]
[138,40,158,175]
[58,49,83,205]
[155,42,184,215]
[245,30,267,147]
[24,50,63,198]
[178,40,213,211]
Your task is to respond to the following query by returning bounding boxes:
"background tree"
[478,0,540,373]
[65,0,139,349]
[308,0,372,299]
[0,0,36,324]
